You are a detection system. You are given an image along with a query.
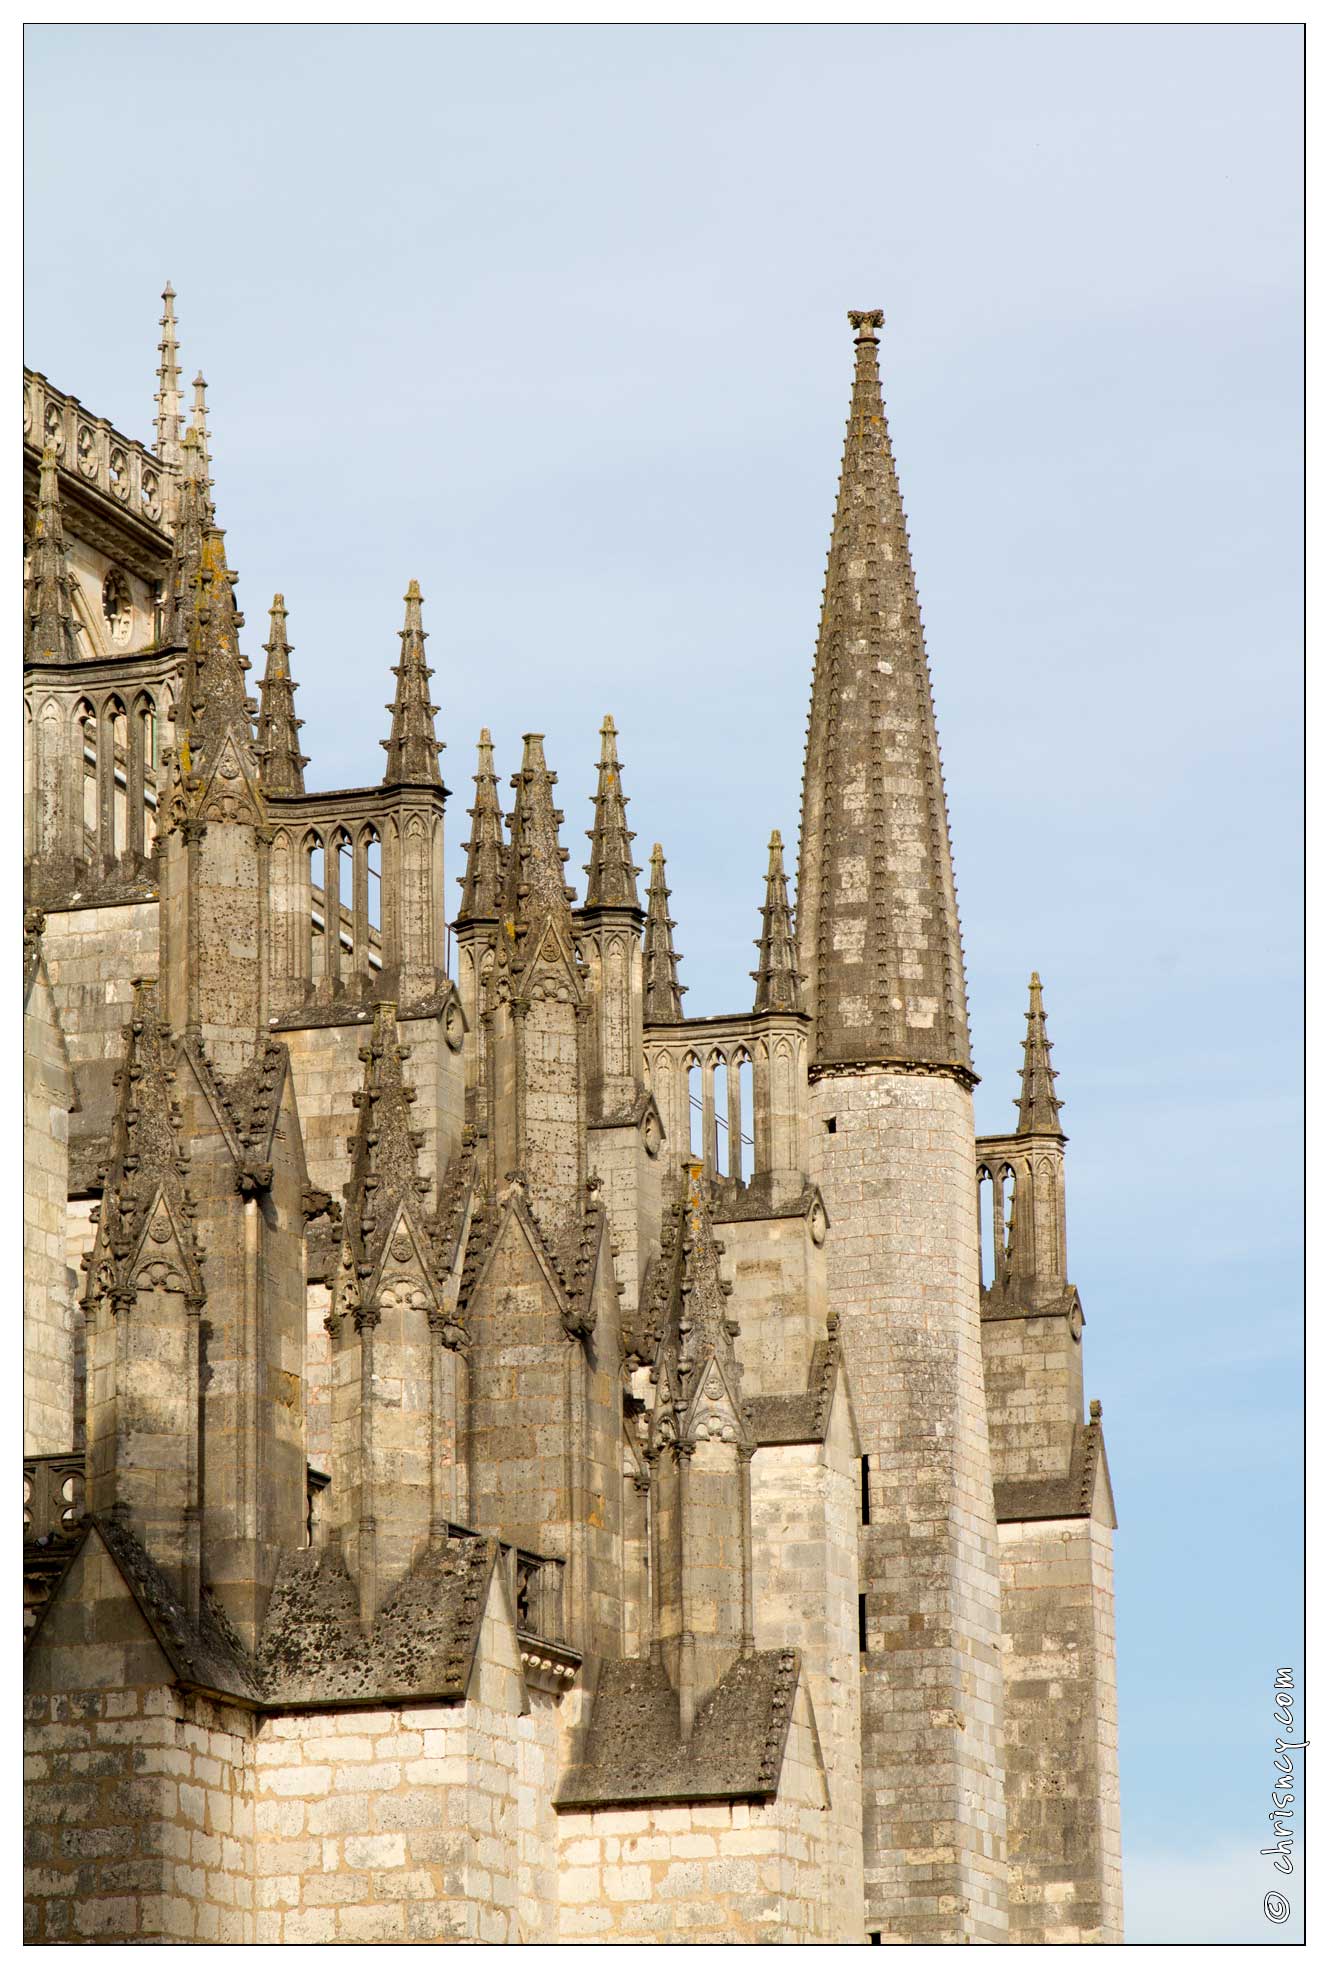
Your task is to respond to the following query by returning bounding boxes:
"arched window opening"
[307,834,326,982]
[686,1057,702,1158]
[107,700,128,859]
[709,1053,728,1176]
[977,1167,994,1292]
[75,701,97,857]
[737,1055,755,1182]
[334,832,354,959]
[364,829,382,935]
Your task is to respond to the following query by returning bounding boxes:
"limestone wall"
[39,901,160,1179]
[982,1308,1084,1484]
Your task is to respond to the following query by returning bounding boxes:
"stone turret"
[801,311,1006,1942]
[454,728,506,1124]
[751,829,803,1015]
[24,446,80,667]
[377,582,448,996]
[1015,970,1065,1139]
[582,715,641,912]
[257,594,308,795]
[642,843,686,1023]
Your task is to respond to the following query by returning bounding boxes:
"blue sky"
[25,24,1304,1942]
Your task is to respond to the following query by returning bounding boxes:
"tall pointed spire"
[456,729,505,926]
[24,446,81,664]
[1014,971,1065,1137]
[583,715,642,912]
[751,830,804,1014]
[503,735,575,940]
[257,595,308,794]
[643,844,686,1023]
[380,580,444,784]
[796,310,970,1073]
[155,282,183,466]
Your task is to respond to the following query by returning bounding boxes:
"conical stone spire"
[643,844,686,1022]
[24,446,81,664]
[456,729,505,926]
[257,594,308,794]
[1014,971,1065,1137]
[796,310,971,1073]
[503,734,576,941]
[380,580,444,785]
[155,282,183,466]
[583,715,642,912]
[751,830,804,1014]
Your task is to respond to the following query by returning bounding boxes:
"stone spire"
[583,715,642,912]
[155,282,183,466]
[1014,971,1065,1138]
[380,580,444,785]
[504,734,576,942]
[456,729,506,926]
[642,844,685,1022]
[651,1162,745,1450]
[85,979,204,1315]
[334,1002,442,1316]
[751,829,804,1015]
[186,527,257,771]
[24,446,81,664]
[796,309,970,1073]
[256,594,308,794]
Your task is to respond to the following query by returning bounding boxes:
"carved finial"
[643,843,686,1022]
[751,828,804,1015]
[456,728,506,926]
[190,372,213,513]
[257,593,308,794]
[380,580,444,785]
[24,445,81,665]
[583,713,642,912]
[848,308,885,339]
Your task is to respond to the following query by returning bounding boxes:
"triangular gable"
[192,728,265,828]
[461,1186,570,1320]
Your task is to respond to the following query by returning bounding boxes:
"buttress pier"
[23,298,1121,1944]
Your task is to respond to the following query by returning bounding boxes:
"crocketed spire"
[186,527,256,770]
[257,594,308,794]
[82,979,204,1313]
[643,843,686,1022]
[331,1002,446,1330]
[24,446,81,664]
[503,734,575,939]
[155,282,183,466]
[583,715,642,912]
[751,830,804,1015]
[161,426,211,645]
[649,1160,745,1455]
[380,580,444,785]
[1014,972,1065,1138]
[456,729,506,927]
[796,310,971,1073]
[190,372,214,514]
